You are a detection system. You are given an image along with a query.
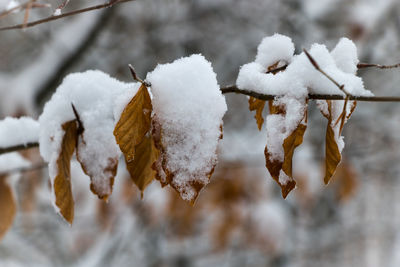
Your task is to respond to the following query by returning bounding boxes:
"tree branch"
[0,0,135,31]
[0,142,39,155]
[219,85,400,101]
[2,86,400,155]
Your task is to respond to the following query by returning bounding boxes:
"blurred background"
[1,0,400,266]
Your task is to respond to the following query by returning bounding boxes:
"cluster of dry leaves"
[248,61,357,198]
[53,81,219,224]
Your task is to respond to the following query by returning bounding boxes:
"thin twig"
[0,0,135,31]
[303,49,350,96]
[0,142,39,155]
[128,64,151,87]
[357,63,400,70]
[219,85,400,101]
[71,103,84,135]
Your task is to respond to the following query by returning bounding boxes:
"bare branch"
[128,64,151,87]
[357,63,400,70]
[303,49,350,96]
[219,85,400,102]
[0,0,135,31]
[0,142,39,155]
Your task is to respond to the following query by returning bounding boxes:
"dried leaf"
[265,101,307,198]
[152,118,221,204]
[114,84,152,162]
[0,176,16,240]
[321,100,357,184]
[282,124,307,177]
[248,97,266,130]
[324,124,342,184]
[125,134,159,195]
[54,120,77,224]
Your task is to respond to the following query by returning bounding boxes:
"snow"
[237,34,373,163]
[146,54,227,202]
[237,35,372,97]
[236,34,372,187]
[53,9,61,16]
[39,70,136,206]
[0,117,39,148]
[255,34,295,69]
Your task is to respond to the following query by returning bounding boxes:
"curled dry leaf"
[125,134,159,196]
[54,120,77,224]
[0,176,16,240]
[320,100,357,184]
[113,84,154,194]
[265,101,307,198]
[248,97,266,130]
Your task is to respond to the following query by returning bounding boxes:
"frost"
[147,54,227,202]
[0,117,39,148]
[39,70,137,199]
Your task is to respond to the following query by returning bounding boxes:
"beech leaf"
[324,124,341,184]
[265,100,307,198]
[321,100,357,184]
[248,96,266,130]
[0,176,16,240]
[114,83,152,162]
[125,134,159,196]
[54,120,77,224]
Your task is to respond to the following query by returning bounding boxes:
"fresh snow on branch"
[147,54,227,202]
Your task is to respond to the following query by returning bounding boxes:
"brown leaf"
[125,134,159,196]
[54,120,77,224]
[151,117,221,204]
[114,84,152,162]
[248,97,266,130]
[324,123,342,184]
[0,176,16,240]
[76,151,118,201]
[265,101,307,198]
[321,100,357,184]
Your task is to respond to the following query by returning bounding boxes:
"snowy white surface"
[39,70,137,205]
[53,8,61,16]
[0,117,39,148]
[147,54,227,201]
[237,35,372,97]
